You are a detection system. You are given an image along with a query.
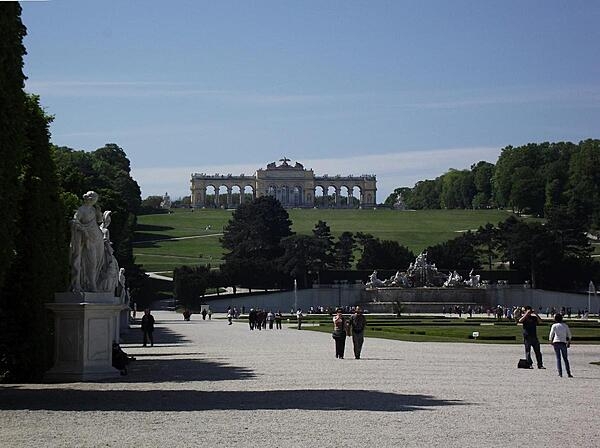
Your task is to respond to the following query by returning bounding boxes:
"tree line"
[385,140,600,229]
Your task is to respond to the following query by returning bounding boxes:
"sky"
[20,0,600,201]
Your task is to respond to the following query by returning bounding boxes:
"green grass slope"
[134,208,515,272]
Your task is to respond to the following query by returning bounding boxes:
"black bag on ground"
[517,359,531,369]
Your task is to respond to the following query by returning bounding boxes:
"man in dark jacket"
[141,308,155,347]
[518,305,544,369]
[350,306,367,359]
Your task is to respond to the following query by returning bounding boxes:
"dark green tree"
[312,220,335,269]
[333,231,356,269]
[439,169,475,209]
[426,232,481,271]
[356,236,414,270]
[52,144,141,271]
[0,2,27,288]
[567,139,600,229]
[280,235,328,287]
[173,265,210,309]
[0,95,69,381]
[476,223,499,271]
[496,217,561,288]
[471,161,495,209]
[406,179,441,209]
[384,187,412,208]
[221,196,293,288]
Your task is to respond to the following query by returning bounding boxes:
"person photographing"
[518,305,545,369]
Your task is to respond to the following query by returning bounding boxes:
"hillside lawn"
[134,208,518,273]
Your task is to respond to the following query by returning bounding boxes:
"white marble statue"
[70,191,105,292]
[69,191,120,293]
[98,210,119,294]
[366,270,385,288]
[118,268,128,303]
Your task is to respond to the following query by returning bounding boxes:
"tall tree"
[439,169,475,209]
[356,236,414,270]
[1,95,69,381]
[406,179,441,209]
[567,139,600,229]
[52,144,141,269]
[280,235,327,287]
[0,2,27,288]
[426,232,481,271]
[471,161,495,209]
[312,220,335,269]
[221,196,293,288]
[333,231,356,269]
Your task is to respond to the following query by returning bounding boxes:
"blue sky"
[21,0,600,201]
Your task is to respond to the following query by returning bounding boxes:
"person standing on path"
[275,310,282,329]
[332,308,346,359]
[349,306,367,359]
[518,306,545,369]
[549,313,573,377]
[141,308,155,347]
[296,308,303,330]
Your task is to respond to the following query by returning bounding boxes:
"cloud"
[132,146,501,201]
[27,79,599,109]
[24,80,346,105]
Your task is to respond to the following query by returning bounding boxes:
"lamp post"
[588,281,595,316]
[334,280,341,308]
[294,278,298,313]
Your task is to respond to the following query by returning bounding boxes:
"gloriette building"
[190,158,377,209]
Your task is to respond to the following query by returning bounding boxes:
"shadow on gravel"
[123,326,191,346]
[0,389,465,412]
[112,358,256,383]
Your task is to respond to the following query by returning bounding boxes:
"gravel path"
[1,311,600,448]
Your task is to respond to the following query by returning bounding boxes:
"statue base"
[45,292,128,382]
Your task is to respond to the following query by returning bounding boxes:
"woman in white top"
[549,313,573,377]
[332,308,347,359]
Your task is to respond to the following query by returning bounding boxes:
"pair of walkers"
[519,306,573,377]
[332,306,367,359]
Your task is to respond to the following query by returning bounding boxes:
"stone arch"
[205,184,217,208]
[243,185,255,203]
[339,185,350,208]
[326,186,337,208]
[217,185,229,208]
[314,185,325,208]
[351,186,362,208]
[231,185,242,206]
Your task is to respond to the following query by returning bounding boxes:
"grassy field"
[134,208,517,272]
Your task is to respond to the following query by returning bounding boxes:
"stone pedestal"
[45,292,127,382]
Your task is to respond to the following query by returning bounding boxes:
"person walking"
[349,306,367,359]
[549,313,573,377]
[518,306,545,369]
[332,308,347,359]
[141,308,155,347]
[267,310,275,329]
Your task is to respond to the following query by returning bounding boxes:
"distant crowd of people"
[247,309,284,330]
[442,304,593,321]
